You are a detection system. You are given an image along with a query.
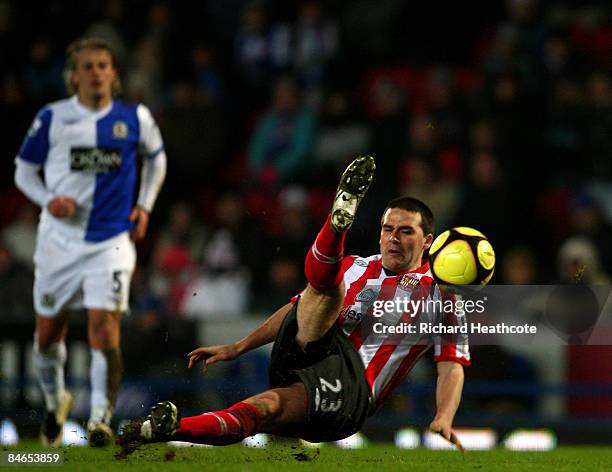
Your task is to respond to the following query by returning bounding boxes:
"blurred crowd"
[2,0,612,327]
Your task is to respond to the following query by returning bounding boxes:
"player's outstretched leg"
[299,155,375,345]
[137,400,261,446]
[129,384,307,446]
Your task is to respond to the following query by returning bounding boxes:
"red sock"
[304,214,346,292]
[174,402,261,445]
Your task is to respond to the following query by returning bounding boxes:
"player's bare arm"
[430,360,464,441]
[188,302,293,370]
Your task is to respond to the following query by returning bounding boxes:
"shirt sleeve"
[14,158,53,207]
[136,150,166,212]
[432,286,471,366]
[136,104,164,158]
[17,108,52,165]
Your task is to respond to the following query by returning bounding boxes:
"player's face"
[71,48,116,107]
[379,208,433,273]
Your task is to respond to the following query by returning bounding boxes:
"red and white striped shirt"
[336,255,470,407]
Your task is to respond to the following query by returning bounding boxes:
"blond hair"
[64,37,121,95]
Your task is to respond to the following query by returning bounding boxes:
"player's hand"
[47,196,77,218]
[129,206,149,241]
[187,344,240,371]
[430,417,464,453]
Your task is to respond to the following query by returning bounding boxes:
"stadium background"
[1,0,612,447]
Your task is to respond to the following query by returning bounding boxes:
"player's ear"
[70,69,78,90]
[423,233,433,251]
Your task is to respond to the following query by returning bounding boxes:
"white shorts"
[33,229,136,317]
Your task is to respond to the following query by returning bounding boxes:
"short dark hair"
[382,196,434,235]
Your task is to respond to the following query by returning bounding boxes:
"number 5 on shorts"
[112,270,122,295]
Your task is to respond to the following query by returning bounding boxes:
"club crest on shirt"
[399,274,420,290]
[112,121,128,139]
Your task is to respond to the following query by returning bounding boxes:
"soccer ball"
[428,227,495,287]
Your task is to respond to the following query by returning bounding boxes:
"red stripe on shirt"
[349,274,396,351]
[364,281,426,388]
[375,343,430,406]
[344,258,383,306]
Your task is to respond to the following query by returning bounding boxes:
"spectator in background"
[567,193,612,271]
[151,243,196,315]
[403,112,464,185]
[469,119,498,155]
[457,151,511,254]
[180,193,259,318]
[314,89,371,186]
[543,76,585,183]
[0,76,33,189]
[83,0,128,64]
[500,246,539,285]
[1,201,38,270]
[503,0,546,57]
[583,72,612,225]
[399,158,461,232]
[584,71,612,179]
[247,76,315,187]
[234,1,287,107]
[0,240,34,321]
[161,80,228,191]
[125,37,163,108]
[268,185,315,262]
[124,2,172,109]
[191,45,224,105]
[369,78,409,188]
[152,201,208,268]
[405,112,437,162]
[253,256,303,313]
[427,67,466,146]
[557,236,611,284]
[0,1,17,76]
[23,38,64,104]
[274,1,339,101]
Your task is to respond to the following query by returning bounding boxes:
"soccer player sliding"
[125,155,466,451]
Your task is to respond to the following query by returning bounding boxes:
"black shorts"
[268,298,372,442]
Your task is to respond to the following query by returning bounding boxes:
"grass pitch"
[4,441,612,471]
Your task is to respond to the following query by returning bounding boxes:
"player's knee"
[35,323,65,346]
[36,331,56,347]
[89,318,119,348]
[255,391,283,420]
[305,281,345,298]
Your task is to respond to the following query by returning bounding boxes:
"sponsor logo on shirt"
[70,147,122,173]
[356,288,376,303]
[339,306,364,322]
